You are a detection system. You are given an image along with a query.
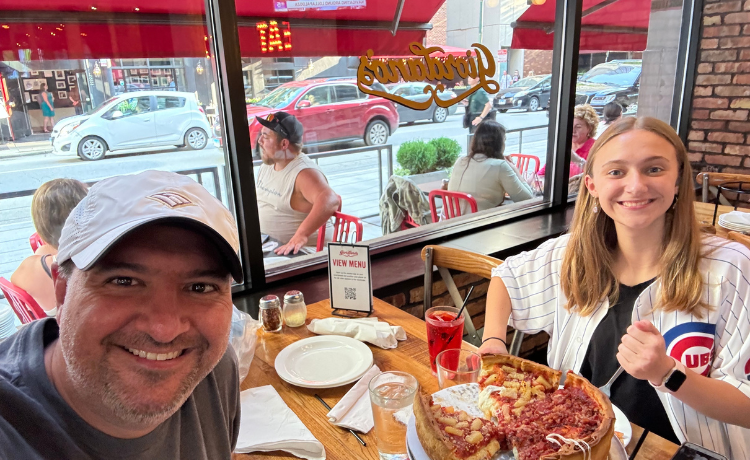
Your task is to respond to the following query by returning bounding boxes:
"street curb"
[0,150,51,160]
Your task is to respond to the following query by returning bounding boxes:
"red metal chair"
[400,213,420,230]
[0,277,46,324]
[317,211,365,251]
[506,154,541,176]
[29,232,45,253]
[428,190,478,223]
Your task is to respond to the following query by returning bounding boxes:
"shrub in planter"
[429,137,461,169]
[396,140,437,175]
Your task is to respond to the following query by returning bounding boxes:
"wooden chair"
[317,211,364,251]
[728,231,750,249]
[0,277,46,324]
[428,190,478,223]
[698,172,750,204]
[507,154,540,176]
[421,245,524,354]
[29,232,45,253]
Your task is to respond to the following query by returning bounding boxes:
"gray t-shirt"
[0,318,240,459]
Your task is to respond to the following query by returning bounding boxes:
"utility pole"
[478,0,485,44]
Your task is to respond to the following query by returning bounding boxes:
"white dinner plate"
[274,335,373,389]
[611,404,632,447]
[405,383,629,460]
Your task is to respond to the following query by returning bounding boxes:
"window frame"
[203,0,697,293]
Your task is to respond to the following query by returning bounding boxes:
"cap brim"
[70,216,243,282]
[255,116,277,131]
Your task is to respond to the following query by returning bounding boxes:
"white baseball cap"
[57,170,243,282]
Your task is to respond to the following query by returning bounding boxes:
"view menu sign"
[357,42,500,110]
[328,243,373,314]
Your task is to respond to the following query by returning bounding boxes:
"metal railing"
[252,144,394,218]
[0,167,224,201]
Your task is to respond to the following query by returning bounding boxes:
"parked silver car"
[51,91,211,161]
[387,82,458,124]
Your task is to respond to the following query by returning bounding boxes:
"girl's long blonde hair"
[560,117,707,317]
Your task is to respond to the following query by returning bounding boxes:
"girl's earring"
[672,195,678,210]
[592,199,599,214]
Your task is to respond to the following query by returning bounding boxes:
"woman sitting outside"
[537,104,599,178]
[596,102,623,138]
[480,117,750,455]
[11,179,88,316]
[448,120,534,214]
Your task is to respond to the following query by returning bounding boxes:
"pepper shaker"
[259,295,283,332]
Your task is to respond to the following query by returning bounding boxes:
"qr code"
[345,287,356,300]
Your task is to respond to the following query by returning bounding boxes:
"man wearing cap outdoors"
[255,111,340,255]
[0,170,242,459]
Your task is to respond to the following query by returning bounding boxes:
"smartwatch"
[650,357,688,393]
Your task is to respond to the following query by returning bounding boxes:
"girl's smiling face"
[584,129,680,233]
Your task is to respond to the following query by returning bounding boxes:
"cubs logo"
[663,322,716,377]
[745,358,750,380]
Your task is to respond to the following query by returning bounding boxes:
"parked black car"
[575,60,641,114]
[494,75,551,112]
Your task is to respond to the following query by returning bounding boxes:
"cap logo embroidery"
[147,192,193,208]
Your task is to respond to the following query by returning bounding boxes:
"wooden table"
[235,298,679,460]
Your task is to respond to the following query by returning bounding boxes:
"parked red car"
[246,78,399,156]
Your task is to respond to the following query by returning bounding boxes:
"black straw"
[455,285,475,320]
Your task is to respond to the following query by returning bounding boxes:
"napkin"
[326,364,381,433]
[235,385,326,460]
[307,317,407,349]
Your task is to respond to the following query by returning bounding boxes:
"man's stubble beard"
[59,322,217,427]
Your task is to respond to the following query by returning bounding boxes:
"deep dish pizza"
[413,354,615,460]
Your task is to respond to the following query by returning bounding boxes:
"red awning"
[0,0,444,60]
[511,0,650,52]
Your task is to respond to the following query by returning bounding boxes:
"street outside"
[0,108,549,280]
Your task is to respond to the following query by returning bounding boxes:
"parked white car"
[51,91,211,161]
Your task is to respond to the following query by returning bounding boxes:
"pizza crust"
[415,356,615,460]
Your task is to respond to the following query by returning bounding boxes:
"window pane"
[334,85,360,102]
[568,0,685,196]
[0,2,240,306]
[238,2,552,276]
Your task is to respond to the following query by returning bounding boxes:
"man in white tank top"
[255,112,340,255]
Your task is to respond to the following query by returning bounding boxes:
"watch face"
[665,370,687,392]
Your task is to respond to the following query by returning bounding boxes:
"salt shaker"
[283,290,307,327]
[259,295,283,332]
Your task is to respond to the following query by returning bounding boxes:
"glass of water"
[368,371,419,460]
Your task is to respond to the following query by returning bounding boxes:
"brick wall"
[523,50,554,77]
[427,3,448,46]
[688,0,750,173]
[379,271,550,361]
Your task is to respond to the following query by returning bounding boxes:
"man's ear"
[280,138,290,151]
[52,263,68,317]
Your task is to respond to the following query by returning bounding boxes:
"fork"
[598,366,624,398]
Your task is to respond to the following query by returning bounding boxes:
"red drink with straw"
[425,306,465,374]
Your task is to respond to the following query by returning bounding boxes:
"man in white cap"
[0,170,243,459]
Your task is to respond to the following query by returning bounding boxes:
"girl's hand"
[478,337,508,355]
[617,320,675,385]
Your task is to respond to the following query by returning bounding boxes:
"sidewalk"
[0,133,53,159]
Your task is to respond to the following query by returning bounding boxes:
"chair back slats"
[0,277,46,324]
[507,154,541,176]
[318,211,364,251]
[428,190,479,223]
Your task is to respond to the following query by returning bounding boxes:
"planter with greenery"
[394,137,462,185]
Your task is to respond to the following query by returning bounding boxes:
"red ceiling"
[0,0,444,23]
[511,0,651,51]
[0,1,441,59]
